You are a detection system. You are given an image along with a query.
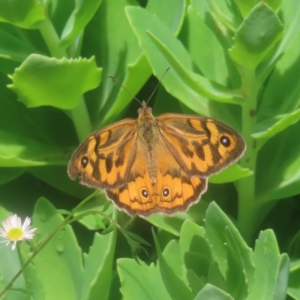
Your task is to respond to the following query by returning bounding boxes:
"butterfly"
[68,97,246,217]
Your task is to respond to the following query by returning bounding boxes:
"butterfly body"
[68,101,246,217]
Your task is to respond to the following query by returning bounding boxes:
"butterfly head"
[138,100,153,116]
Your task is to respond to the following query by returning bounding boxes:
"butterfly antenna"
[109,76,142,105]
[146,67,170,105]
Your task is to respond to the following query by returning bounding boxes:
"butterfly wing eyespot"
[81,156,89,168]
[162,187,170,198]
[68,118,137,189]
[219,135,231,147]
[140,188,149,199]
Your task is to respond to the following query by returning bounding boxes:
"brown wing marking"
[156,113,246,177]
[68,119,137,189]
[106,139,207,217]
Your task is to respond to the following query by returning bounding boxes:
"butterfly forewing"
[156,114,246,177]
[68,119,137,189]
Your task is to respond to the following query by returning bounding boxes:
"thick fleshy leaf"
[288,259,300,299]
[0,28,38,63]
[233,0,281,18]
[81,231,116,300]
[0,168,24,184]
[247,230,289,300]
[147,31,243,105]
[209,164,252,183]
[184,5,240,87]
[32,197,84,299]
[152,228,194,300]
[229,3,283,69]
[118,258,172,300]
[0,0,45,29]
[163,240,185,282]
[179,220,206,256]
[0,131,69,167]
[205,202,255,282]
[127,7,243,116]
[252,109,300,149]
[8,54,102,109]
[194,284,234,300]
[256,122,300,202]
[29,166,91,198]
[225,227,250,299]
[98,0,185,127]
[257,31,300,121]
[147,212,198,236]
[201,0,242,32]
[60,0,102,48]
[257,0,300,83]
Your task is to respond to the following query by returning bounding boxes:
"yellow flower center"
[7,228,23,240]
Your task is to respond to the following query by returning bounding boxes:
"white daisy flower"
[0,214,37,250]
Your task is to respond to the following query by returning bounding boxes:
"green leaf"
[147,212,195,236]
[162,240,185,282]
[233,0,282,18]
[229,2,284,69]
[0,28,39,63]
[29,166,90,199]
[186,269,205,295]
[179,220,206,257]
[60,0,102,48]
[0,0,45,29]
[32,197,84,299]
[184,252,211,277]
[252,109,300,149]
[8,54,102,109]
[184,4,239,87]
[147,31,243,105]
[288,260,300,299]
[257,30,300,120]
[152,228,194,300]
[73,194,113,230]
[56,209,71,215]
[118,258,172,300]
[126,6,208,116]
[256,122,300,202]
[205,202,255,283]
[81,231,116,300]
[194,283,234,300]
[0,168,24,184]
[99,0,185,126]
[225,227,250,299]
[247,230,289,300]
[209,164,252,183]
[0,131,69,167]
[257,0,300,83]
[207,261,227,291]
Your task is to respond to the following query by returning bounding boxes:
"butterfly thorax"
[137,101,157,148]
[137,101,159,183]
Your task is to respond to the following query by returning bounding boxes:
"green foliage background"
[0,0,300,299]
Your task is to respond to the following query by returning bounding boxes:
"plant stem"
[39,18,66,58]
[16,244,30,300]
[71,98,93,141]
[236,67,258,243]
[39,15,93,141]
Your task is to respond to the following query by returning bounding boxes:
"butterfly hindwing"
[106,138,207,216]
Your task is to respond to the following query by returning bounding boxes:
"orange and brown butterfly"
[68,74,246,217]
